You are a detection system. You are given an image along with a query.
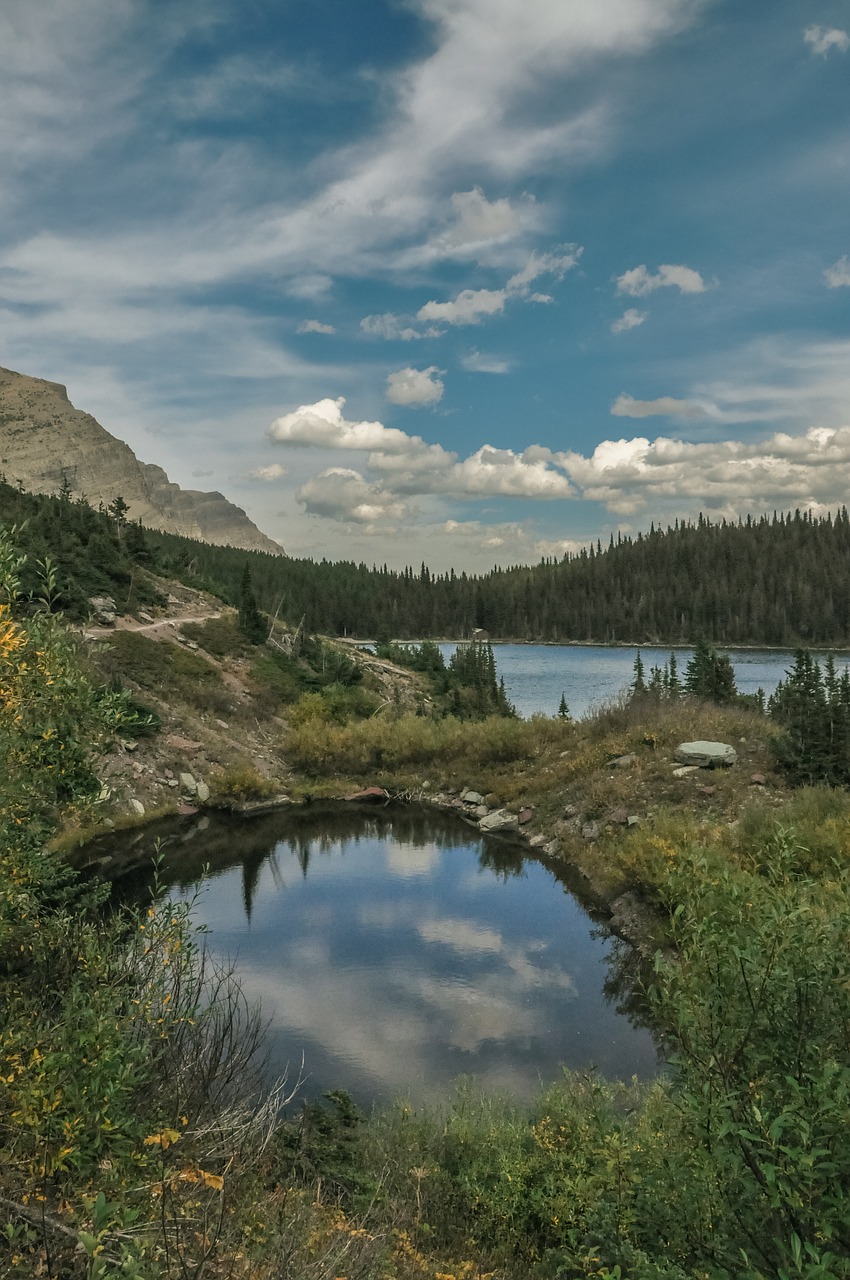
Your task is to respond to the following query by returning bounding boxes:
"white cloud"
[417,287,508,326]
[288,274,334,300]
[461,349,512,373]
[429,187,529,257]
[611,308,647,333]
[385,366,445,406]
[804,25,850,56]
[360,313,442,341]
[557,424,850,518]
[611,394,711,420]
[296,319,336,334]
[416,246,580,327]
[268,396,417,452]
[247,463,288,481]
[615,263,707,296]
[296,468,408,523]
[824,255,850,287]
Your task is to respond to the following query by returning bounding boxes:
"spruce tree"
[238,562,267,644]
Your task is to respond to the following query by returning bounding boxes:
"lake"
[437,643,850,720]
[103,805,659,1108]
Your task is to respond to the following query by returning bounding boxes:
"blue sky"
[1,0,849,570]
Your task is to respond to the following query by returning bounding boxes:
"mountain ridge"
[0,365,283,556]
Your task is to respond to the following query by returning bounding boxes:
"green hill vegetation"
[3,477,850,643]
[5,506,850,1276]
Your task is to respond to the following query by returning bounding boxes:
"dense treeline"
[141,507,850,644]
[3,479,850,644]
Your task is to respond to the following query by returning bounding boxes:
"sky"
[1,0,849,572]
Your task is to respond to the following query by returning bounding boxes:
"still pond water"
[440,643,850,720]
[108,806,658,1107]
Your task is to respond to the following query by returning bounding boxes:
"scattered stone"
[610,753,636,769]
[697,784,717,796]
[627,815,640,827]
[473,804,489,818]
[89,595,117,625]
[166,779,179,788]
[543,840,560,856]
[165,734,202,752]
[563,804,579,818]
[462,790,485,805]
[478,809,519,833]
[177,803,198,816]
[608,806,630,825]
[674,740,738,768]
[138,611,154,623]
[672,765,700,777]
[345,786,390,803]
[179,772,197,794]
[164,768,174,779]
[195,780,210,803]
[215,720,230,730]
[581,820,601,841]
[129,798,145,816]
[484,793,499,806]
[527,834,548,848]
[517,807,534,825]
[185,640,199,651]
[750,772,767,786]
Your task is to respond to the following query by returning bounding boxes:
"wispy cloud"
[824,255,850,288]
[461,350,512,373]
[804,25,849,57]
[611,394,710,420]
[611,308,647,334]
[615,263,706,296]
[297,319,336,334]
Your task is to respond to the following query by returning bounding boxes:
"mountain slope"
[0,365,283,556]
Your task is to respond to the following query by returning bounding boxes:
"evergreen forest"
[2,478,850,644]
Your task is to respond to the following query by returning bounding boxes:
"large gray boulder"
[674,740,738,768]
[478,809,519,834]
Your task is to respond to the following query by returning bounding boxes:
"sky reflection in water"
[128,807,659,1106]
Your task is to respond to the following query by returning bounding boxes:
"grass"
[92,629,235,719]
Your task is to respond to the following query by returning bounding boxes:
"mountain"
[0,365,283,556]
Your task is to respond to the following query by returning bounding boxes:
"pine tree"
[238,562,267,644]
[558,691,570,719]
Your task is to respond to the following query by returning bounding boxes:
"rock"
[179,772,197,794]
[581,821,601,841]
[675,741,738,768]
[166,779,179,788]
[484,793,499,806]
[129,798,145,815]
[478,809,519,833]
[543,840,561,856]
[563,804,579,818]
[608,806,630,825]
[672,765,700,777]
[517,807,534,825]
[177,803,198,816]
[697,784,717,796]
[138,611,154,623]
[528,834,548,848]
[184,640,199,650]
[89,595,117,625]
[473,804,489,818]
[345,786,390,803]
[164,769,174,779]
[215,719,230,730]
[461,790,485,805]
[165,734,202,751]
[195,780,210,803]
[610,753,636,769]
[627,815,640,827]
[750,772,767,786]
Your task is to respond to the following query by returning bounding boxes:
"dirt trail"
[84,610,223,641]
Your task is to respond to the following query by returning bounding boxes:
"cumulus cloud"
[247,462,288,481]
[804,25,849,56]
[615,263,706,296]
[824,255,850,288]
[296,319,336,334]
[268,396,418,452]
[296,468,408,523]
[385,366,444,406]
[611,308,647,333]
[556,424,850,518]
[461,349,512,373]
[429,187,529,257]
[611,394,711,420]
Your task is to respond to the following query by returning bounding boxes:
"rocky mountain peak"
[0,366,284,556]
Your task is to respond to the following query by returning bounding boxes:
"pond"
[96,805,659,1108]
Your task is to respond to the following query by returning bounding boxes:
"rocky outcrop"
[0,366,283,556]
[674,741,738,767]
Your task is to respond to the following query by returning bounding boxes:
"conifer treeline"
[2,479,849,645]
[146,507,850,645]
